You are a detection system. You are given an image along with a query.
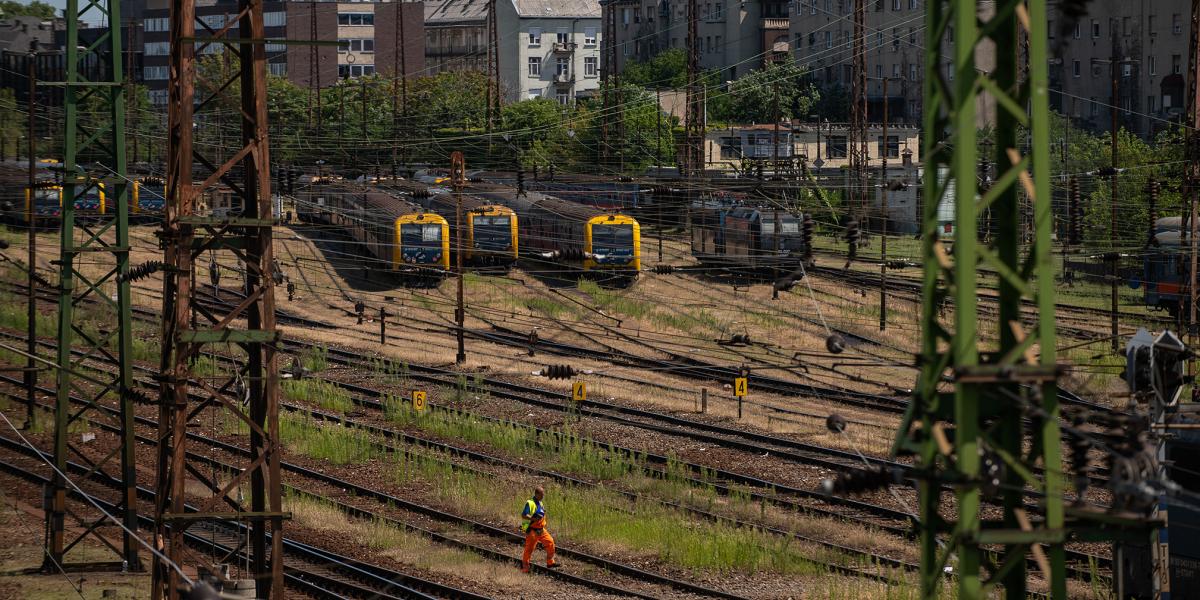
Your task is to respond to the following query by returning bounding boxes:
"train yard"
[0,169,1151,597]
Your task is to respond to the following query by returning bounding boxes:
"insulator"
[618,176,634,183]
[122,386,155,406]
[1067,177,1083,245]
[543,364,577,380]
[738,364,751,378]
[820,465,899,496]
[1096,166,1118,178]
[801,214,814,263]
[208,260,220,286]
[825,413,846,433]
[652,265,676,274]
[723,334,751,346]
[980,452,1005,497]
[355,300,366,315]
[118,260,167,283]
[844,219,860,261]
[825,334,846,354]
[0,201,13,213]
[288,357,306,380]
[773,277,797,293]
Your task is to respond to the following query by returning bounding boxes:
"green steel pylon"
[45,0,140,572]
[896,0,1064,597]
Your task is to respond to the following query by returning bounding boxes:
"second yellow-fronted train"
[295,182,451,279]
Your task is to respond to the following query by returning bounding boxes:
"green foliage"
[279,412,380,464]
[0,1,56,19]
[621,48,688,89]
[301,344,328,372]
[713,61,819,124]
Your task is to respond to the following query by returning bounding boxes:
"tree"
[621,49,688,90]
[0,1,56,20]
[500,98,579,170]
[714,61,819,124]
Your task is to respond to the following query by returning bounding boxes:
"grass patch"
[301,344,329,372]
[523,297,573,318]
[276,412,381,464]
[282,379,354,413]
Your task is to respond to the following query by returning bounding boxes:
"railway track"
[0,378,767,600]
[0,438,493,600]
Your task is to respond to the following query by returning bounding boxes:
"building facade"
[788,0,998,126]
[603,0,789,81]
[140,0,424,106]
[1047,0,1190,137]
[497,0,602,103]
[703,122,920,171]
[423,0,487,74]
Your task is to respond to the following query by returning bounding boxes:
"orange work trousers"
[521,528,556,571]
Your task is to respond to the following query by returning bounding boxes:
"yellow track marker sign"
[734,377,748,398]
[412,390,427,412]
[572,381,587,402]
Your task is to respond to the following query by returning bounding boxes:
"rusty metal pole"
[24,40,36,430]
[452,151,466,364]
[880,77,889,331]
[1110,38,1120,352]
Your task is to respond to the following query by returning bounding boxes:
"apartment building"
[498,0,602,103]
[602,0,790,81]
[789,0,996,126]
[423,0,487,74]
[140,1,424,106]
[1048,0,1190,137]
[704,121,919,171]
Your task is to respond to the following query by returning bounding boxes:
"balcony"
[553,73,575,84]
[761,18,788,30]
[552,41,577,53]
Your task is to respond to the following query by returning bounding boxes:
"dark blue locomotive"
[1141,217,1188,316]
[690,205,806,272]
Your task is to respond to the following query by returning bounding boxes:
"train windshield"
[401,223,442,247]
[472,215,511,250]
[592,224,634,252]
[33,188,58,210]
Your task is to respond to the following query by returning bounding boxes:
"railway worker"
[519,486,558,572]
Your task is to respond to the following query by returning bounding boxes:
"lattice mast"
[682,0,704,176]
[849,0,869,223]
[46,0,141,573]
[155,0,285,597]
[899,0,1064,596]
[485,0,501,132]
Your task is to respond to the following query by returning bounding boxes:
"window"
[1149,55,1156,75]
[1173,54,1182,74]
[556,93,570,105]
[875,64,882,78]
[557,28,569,44]
[584,56,598,77]
[269,62,286,76]
[1089,97,1097,117]
[264,11,285,27]
[622,8,630,25]
[1073,23,1080,39]
[1174,14,1182,34]
[877,135,899,158]
[1091,62,1101,77]
[908,27,915,44]
[145,41,169,55]
[1048,20,1055,39]
[528,27,542,45]
[706,36,711,53]
[1122,63,1132,77]
[528,88,543,99]
[909,63,917,80]
[337,65,375,78]
[826,135,848,158]
[1072,60,1080,77]
[892,63,900,77]
[892,0,900,9]
[556,57,569,76]
[1091,19,1100,38]
[947,62,954,81]
[144,66,169,80]
[1149,95,1157,112]
[337,12,373,26]
[715,2,722,18]
[715,35,721,51]
[149,89,168,105]
[528,56,541,76]
[338,39,373,53]
[265,42,285,52]
[825,31,832,49]
[200,14,225,29]
[646,6,654,21]
[143,17,168,32]
[875,31,883,46]
[1122,17,1130,36]
[908,0,916,8]
[583,27,597,45]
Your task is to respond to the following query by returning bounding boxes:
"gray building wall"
[1048,0,1190,137]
